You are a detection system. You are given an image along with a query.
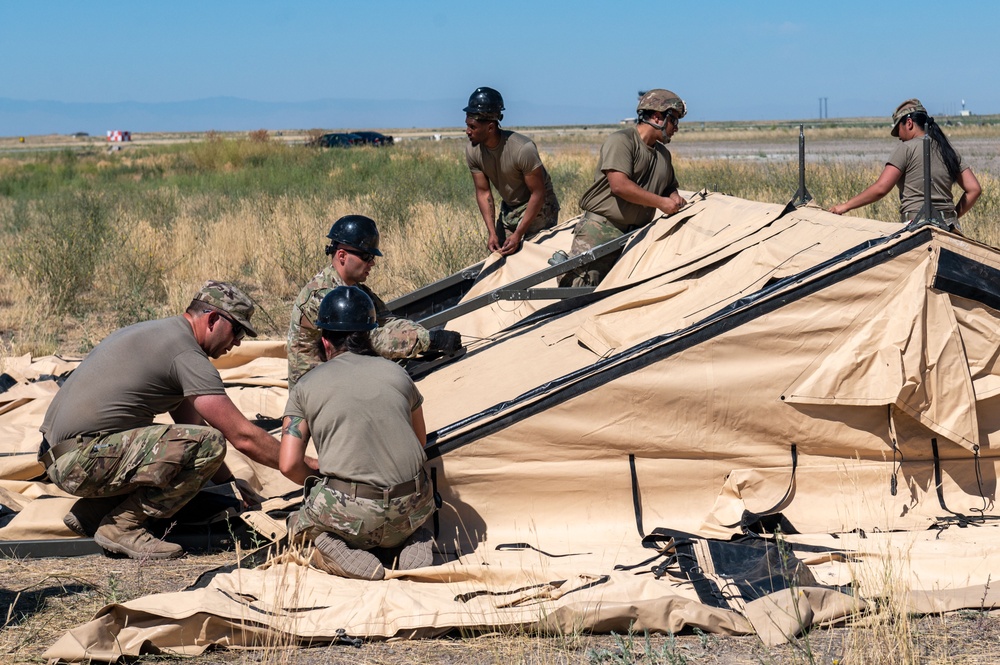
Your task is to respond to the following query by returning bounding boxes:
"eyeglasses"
[206,309,246,341]
[341,247,377,263]
[664,113,679,126]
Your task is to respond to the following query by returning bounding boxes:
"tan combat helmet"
[637,89,687,119]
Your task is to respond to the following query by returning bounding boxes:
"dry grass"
[2,130,999,359]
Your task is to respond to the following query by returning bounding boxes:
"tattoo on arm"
[285,416,305,440]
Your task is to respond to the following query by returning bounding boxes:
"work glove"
[427,329,463,355]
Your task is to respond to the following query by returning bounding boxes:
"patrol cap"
[891,98,927,137]
[191,280,259,338]
[637,89,687,119]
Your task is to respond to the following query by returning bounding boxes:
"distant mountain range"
[0,97,624,137]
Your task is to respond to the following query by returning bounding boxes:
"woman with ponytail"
[829,98,981,224]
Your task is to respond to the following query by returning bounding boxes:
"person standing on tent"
[464,86,561,256]
[286,214,463,388]
[829,98,981,224]
[38,281,302,560]
[559,89,688,287]
[280,286,437,580]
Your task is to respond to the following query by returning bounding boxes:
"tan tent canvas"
[4,193,1000,661]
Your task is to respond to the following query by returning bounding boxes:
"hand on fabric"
[428,329,463,354]
[657,197,684,216]
[487,234,503,253]
[499,232,524,256]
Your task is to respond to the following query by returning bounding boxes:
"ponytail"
[911,112,961,181]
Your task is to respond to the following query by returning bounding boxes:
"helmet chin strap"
[639,117,672,143]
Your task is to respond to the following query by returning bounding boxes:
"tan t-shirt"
[465,130,558,210]
[578,125,678,228]
[887,138,968,217]
[41,316,226,445]
[284,352,425,488]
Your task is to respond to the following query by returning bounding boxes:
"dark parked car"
[351,131,394,146]
[313,132,363,148]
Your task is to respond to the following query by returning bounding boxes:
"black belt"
[322,470,424,501]
[38,435,93,470]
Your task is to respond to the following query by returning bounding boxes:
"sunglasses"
[341,247,377,263]
[207,309,246,341]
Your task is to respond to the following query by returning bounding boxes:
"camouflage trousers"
[290,471,435,550]
[557,212,635,287]
[497,197,560,244]
[46,425,226,519]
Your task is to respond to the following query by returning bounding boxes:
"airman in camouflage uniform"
[286,215,463,388]
[39,281,296,559]
[559,89,688,287]
[464,86,560,256]
[281,286,437,581]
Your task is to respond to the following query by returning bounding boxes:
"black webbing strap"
[430,466,441,539]
[454,574,611,604]
[930,437,988,528]
[494,542,591,557]
[888,405,901,496]
[716,444,799,536]
[629,453,645,539]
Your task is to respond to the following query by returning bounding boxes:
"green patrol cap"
[191,280,259,338]
[891,98,926,137]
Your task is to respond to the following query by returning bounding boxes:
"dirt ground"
[2,545,999,665]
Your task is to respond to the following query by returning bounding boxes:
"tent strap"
[930,437,991,527]
[713,445,799,537]
[889,405,902,496]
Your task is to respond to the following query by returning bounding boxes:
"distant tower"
[961,99,972,117]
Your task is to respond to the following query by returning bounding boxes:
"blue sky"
[1,0,998,133]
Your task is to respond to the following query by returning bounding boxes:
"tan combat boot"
[93,495,184,559]
[311,533,384,580]
[397,526,435,570]
[64,496,123,537]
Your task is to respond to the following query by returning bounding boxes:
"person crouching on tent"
[279,286,437,580]
[828,98,981,225]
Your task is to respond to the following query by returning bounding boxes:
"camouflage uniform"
[47,425,226,518]
[495,196,561,246]
[39,280,258,525]
[286,265,431,387]
[290,475,435,549]
[557,213,635,287]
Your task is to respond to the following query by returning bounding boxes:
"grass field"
[2,124,998,359]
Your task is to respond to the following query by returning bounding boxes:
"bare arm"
[500,167,546,256]
[190,393,281,468]
[169,398,205,426]
[471,171,500,252]
[829,165,901,215]
[606,170,684,216]
[411,406,427,448]
[279,415,315,485]
[956,168,982,218]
